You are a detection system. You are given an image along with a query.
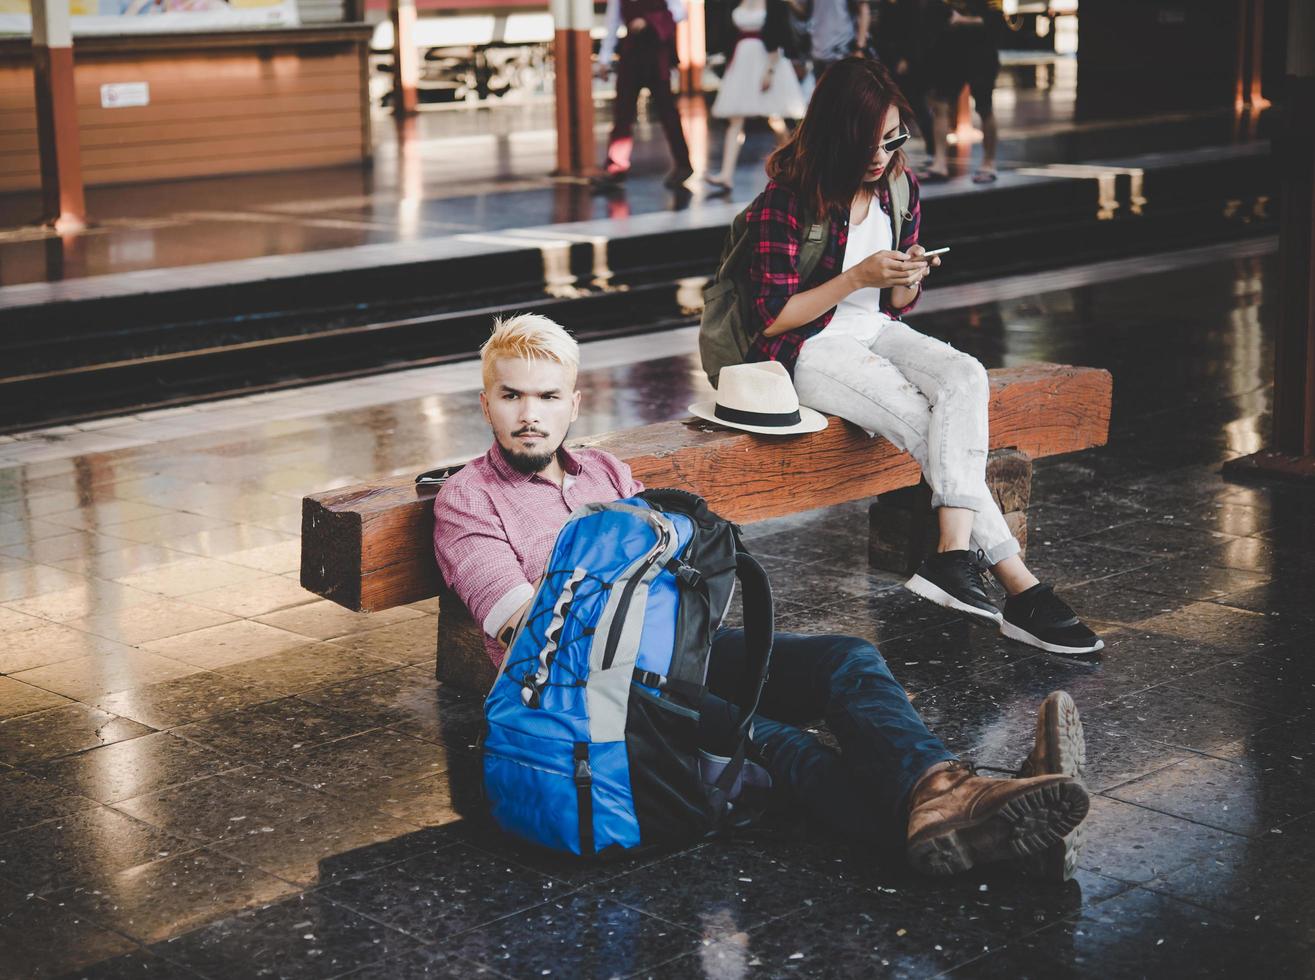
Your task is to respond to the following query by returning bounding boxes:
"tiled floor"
[2,244,1314,978]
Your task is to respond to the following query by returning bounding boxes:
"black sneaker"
[905,550,1002,624]
[1001,584,1104,654]
[1016,690,1088,881]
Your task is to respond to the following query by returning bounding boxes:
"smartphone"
[916,247,951,260]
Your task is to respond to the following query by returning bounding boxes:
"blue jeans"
[701,629,956,843]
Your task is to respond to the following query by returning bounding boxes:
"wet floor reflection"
[1,251,1314,976]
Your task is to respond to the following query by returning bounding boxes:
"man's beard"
[498,436,564,475]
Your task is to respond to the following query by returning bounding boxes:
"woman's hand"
[761,67,775,91]
[627,16,647,31]
[846,249,929,291]
[905,243,941,278]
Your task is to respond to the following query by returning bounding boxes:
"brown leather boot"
[906,760,1089,876]
[1017,690,1088,881]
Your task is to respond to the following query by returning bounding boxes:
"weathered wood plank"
[301,363,1113,612]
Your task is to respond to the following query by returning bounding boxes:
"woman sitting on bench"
[738,57,1102,655]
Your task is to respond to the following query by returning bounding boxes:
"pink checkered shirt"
[433,444,644,667]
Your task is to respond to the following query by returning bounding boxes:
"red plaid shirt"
[746,172,923,373]
[433,445,644,667]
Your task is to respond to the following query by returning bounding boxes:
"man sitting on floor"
[432,313,1091,878]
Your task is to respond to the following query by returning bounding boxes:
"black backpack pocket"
[625,686,724,846]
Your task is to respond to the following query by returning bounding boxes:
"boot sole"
[1020,692,1088,881]
[905,575,1002,624]
[907,778,1089,877]
[1000,619,1104,654]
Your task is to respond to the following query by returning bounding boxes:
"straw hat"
[689,362,828,436]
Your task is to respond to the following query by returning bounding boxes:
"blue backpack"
[482,488,774,857]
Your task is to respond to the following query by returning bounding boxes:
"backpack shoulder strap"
[714,206,755,283]
[729,550,773,725]
[889,171,911,250]
[796,214,830,284]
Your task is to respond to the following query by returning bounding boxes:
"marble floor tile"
[90,671,283,730]
[11,649,203,701]
[140,620,320,670]
[42,500,178,532]
[33,731,235,805]
[212,645,400,696]
[317,841,563,944]
[0,703,153,766]
[442,890,705,978]
[170,697,375,769]
[3,579,161,625]
[0,768,100,833]
[0,623,143,675]
[1076,797,1244,885]
[0,804,193,895]
[0,676,73,719]
[1106,753,1315,839]
[181,574,317,618]
[253,600,425,642]
[110,556,270,599]
[145,890,422,979]
[0,879,139,980]
[46,848,300,945]
[325,618,441,666]
[62,598,238,647]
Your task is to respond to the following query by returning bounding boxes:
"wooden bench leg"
[868,448,1032,575]
[436,589,499,694]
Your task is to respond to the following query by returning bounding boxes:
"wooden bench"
[302,363,1113,692]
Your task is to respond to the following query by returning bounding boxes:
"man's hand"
[627,15,646,31]
[595,62,611,81]
[846,250,929,290]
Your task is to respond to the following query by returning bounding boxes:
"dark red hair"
[766,57,913,217]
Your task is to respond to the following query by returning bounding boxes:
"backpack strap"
[796,217,830,285]
[889,171,911,251]
[730,550,774,724]
[706,550,774,801]
[717,204,831,288]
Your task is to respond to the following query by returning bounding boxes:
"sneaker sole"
[905,575,1002,624]
[907,778,1089,877]
[1000,619,1105,655]
[1020,692,1088,882]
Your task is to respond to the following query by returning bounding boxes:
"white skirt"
[711,37,806,119]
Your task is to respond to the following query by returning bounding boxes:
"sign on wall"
[0,0,300,36]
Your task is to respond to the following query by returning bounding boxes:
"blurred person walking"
[873,0,935,160]
[805,0,870,81]
[706,0,807,194]
[922,0,1004,182]
[594,0,694,190]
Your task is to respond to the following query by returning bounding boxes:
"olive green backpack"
[698,173,911,387]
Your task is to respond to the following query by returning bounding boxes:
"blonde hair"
[480,313,580,390]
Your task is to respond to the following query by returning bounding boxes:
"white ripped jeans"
[793,313,1021,566]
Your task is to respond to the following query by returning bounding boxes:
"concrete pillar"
[675,0,706,95]
[552,0,596,176]
[1224,0,1315,480]
[390,0,419,117]
[31,0,85,232]
[1234,0,1268,109]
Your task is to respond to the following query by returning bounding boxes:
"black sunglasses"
[877,128,911,154]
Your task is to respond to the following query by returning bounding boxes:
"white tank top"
[835,195,893,319]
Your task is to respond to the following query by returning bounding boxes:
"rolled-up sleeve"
[747,184,805,333]
[882,169,923,318]
[433,484,531,638]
